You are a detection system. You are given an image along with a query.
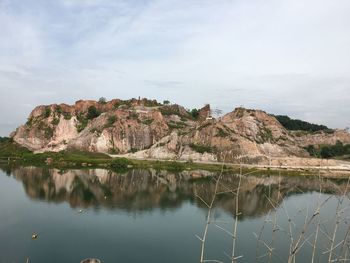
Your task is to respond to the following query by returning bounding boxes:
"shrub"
[305,141,350,158]
[51,117,60,125]
[44,126,54,139]
[320,146,333,158]
[108,148,120,154]
[76,113,88,132]
[143,99,161,107]
[44,107,51,118]
[76,122,87,132]
[109,158,131,171]
[63,112,72,120]
[98,97,107,104]
[260,127,273,142]
[87,106,100,120]
[106,115,117,127]
[305,145,320,157]
[163,100,170,105]
[129,148,138,153]
[56,106,62,114]
[141,119,153,125]
[190,108,199,119]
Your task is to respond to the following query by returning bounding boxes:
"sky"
[0,0,350,136]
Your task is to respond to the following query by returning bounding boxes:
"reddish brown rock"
[198,104,211,121]
[10,99,350,165]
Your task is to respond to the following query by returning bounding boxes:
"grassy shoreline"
[1,140,349,177]
[1,149,349,178]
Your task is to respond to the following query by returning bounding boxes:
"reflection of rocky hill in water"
[3,166,347,218]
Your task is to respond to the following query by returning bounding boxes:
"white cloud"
[0,0,349,136]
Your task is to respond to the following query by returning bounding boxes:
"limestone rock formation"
[11,98,350,165]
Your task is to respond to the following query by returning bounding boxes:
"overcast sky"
[0,0,350,136]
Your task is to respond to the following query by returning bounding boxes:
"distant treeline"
[274,115,332,133]
[306,141,350,159]
[0,137,10,143]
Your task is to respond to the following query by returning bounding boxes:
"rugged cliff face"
[11,98,350,164]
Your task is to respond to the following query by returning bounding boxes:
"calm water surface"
[0,166,349,263]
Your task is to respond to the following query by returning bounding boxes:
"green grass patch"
[2,140,343,177]
[109,158,131,171]
[0,139,31,159]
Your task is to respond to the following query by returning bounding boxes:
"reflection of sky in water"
[0,167,349,262]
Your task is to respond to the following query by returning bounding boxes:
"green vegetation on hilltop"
[190,108,200,119]
[44,107,51,118]
[275,115,333,133]
[98,97,107,104]
[159,106,178,116]
[112,98,161,109]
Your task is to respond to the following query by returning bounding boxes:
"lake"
[0,165,349,263]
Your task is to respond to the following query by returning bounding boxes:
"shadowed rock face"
[11,98,350,165]
[3,166,346,218]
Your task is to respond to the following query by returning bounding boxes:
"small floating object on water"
[78,209,84,213]
[104,195,107,199]
[31,233,38,240]
[80,258,101,263]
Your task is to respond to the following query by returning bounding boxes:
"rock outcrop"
[11,98,350,165]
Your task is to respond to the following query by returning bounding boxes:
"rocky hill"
[11,98,350,165]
